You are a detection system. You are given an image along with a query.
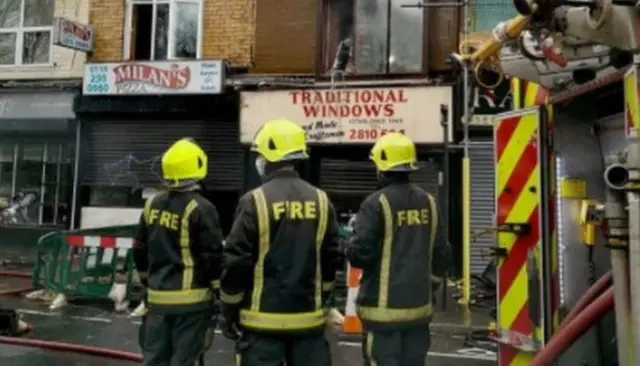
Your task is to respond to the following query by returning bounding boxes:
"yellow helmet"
[251,119,308,162]
[161,138,208,187]
[369,133,418,172]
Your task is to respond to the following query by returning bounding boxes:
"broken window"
[126,0,202,60]
[322,0,424,75]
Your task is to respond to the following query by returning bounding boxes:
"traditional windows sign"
[240,86,452,144]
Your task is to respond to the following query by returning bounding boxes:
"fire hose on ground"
[0,336,143,362]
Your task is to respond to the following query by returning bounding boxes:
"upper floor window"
[0,0,54,66]
[321,0,424,75]
[125,0,203,61]
[470,1,516,32]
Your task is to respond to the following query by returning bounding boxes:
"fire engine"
[454,0,640,365]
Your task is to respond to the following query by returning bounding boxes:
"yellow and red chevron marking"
[498,78,558,366]
[624,66,639,137]
[495,108,540,366]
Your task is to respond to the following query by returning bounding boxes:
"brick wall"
[0,0,89,80]
[88,0,124,62]
[88,0,316,73]
[89,0,255,67]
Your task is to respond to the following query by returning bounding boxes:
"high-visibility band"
[431,275,443,284]
[322,282,334,292]
[211,280,220,289]
[147,288,212,305]
[138,271,148,279]
[251,188,270,311]
[221,290,244,305]
[314,189,329,310]
[180,200,199,290]
[357,303,432,323]
[240,309,325,331]
[378,194,393,308]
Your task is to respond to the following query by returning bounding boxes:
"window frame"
[123,0,205,61]
[315,0,429,77]
[0,0,55,67]
[0,142,74,228]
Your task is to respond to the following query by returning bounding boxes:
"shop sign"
[469,79,512,126]
[83,60,224,96]
[53,17,95,52]
[0,92,74,120]
[240,86,452,144]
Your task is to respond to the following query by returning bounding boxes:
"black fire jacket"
[221,169,341,333]
[134,190,224,314]
[348,175,452,329]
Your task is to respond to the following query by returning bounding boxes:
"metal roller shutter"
[81,120,243,190]
[469,139,495,274]
[319,157,440,197]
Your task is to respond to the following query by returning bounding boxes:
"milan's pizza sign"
[83,60,224,95]
[240,86,453,144]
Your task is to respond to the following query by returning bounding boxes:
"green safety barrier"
[33,225,142,300]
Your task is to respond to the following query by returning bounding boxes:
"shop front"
[0,89,78,250]
[239,84,454,225]
[465,79,512,275]
[75,60,243,233]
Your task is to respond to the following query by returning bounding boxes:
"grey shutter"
[319,158,439,195]
[469,140,495,274]
[81,120,243,190]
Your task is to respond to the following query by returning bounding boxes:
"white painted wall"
[0,0,89,80]
[80,207,141,229]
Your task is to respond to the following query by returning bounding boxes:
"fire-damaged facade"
[78,0,463,248]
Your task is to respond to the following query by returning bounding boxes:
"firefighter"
[220,119,341,366]
[133,137,224,366]
[347,132,452,366]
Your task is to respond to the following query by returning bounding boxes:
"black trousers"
[139,310,213,366]
[235,330,331,366]
[362,325,431,366]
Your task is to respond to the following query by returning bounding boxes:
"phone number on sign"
[348,128,406,140]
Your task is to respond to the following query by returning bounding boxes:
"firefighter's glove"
[220,303,241,341]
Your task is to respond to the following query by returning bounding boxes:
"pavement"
[0,267,497,366]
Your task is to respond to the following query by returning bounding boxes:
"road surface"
[0,296,496,366]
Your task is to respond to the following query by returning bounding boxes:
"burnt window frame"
[315,0,429,78]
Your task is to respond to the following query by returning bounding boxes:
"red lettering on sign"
[61,19,92,42]
[289,89,408,119]
[348,128,406,140]
[113,64,191,90]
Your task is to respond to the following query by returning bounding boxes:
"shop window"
[320,0,424,75]
[0,142,74,227]
[125,0,203,60]
[0,0,54,66]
